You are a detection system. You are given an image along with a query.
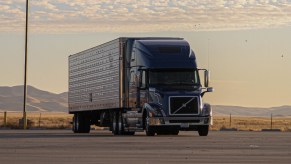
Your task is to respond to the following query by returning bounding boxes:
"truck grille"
[169,96,199,115]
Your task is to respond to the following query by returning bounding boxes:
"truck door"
[129,69,137,108]
[139,70,147,108]
[129,69,147,109]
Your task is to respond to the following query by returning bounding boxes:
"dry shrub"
[0,112,72,129]
[210,116,291,131]
[1,112,291,131]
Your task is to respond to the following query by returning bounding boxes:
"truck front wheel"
[198,125,209,136]
[112,111,124,135]
[145,112,155,136]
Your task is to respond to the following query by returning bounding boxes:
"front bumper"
[148,116,212,127]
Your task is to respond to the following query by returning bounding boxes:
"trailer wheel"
[198,125,209,136]
[72,115,76,132]
[72,114,80,133]
[72,113,90,133]
[145,112,155,136]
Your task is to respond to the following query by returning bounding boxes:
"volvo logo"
[172,97,196,114]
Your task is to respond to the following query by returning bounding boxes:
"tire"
[145,112,155,136]
[198,125,209,136]
[156,132,167,135]
[170,130,179,135]
[112,110,124,135]
[122,131,135,135]
[112,111,119,135]
[72,113,90,133]
[72,114,80,133]
[72,115,76,132]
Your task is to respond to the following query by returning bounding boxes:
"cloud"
[0,0,291,33]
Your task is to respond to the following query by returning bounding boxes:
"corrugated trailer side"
[68,39,123,113]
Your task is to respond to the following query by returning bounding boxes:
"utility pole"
[23,0,29,129]
[229,113,232,128]
[271,113,273,130]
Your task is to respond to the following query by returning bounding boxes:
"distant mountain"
[212,105,291,117]
[0,85,291,116]
[0,85,67,112]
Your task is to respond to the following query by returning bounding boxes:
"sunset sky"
[0,0,291,107]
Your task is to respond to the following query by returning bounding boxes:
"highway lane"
[0,130,290,164]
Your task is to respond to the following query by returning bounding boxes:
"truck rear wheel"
[112,111,123,135]
[145,112,155,136]
[111,111,118,135]
[198,125,209,136]
[111,111,134,135]
[72,113,90,133]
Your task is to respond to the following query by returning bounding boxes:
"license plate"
[181,123,189,128]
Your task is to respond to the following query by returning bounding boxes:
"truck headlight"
[201,103,212,116]
[149,106,163,117]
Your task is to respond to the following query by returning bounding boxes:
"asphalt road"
[0,130,290,164]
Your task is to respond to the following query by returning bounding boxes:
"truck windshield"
[149,70,200,86]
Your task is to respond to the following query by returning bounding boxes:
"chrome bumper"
[148,116,212,126]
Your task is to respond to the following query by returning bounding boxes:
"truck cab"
[128,39,213,136]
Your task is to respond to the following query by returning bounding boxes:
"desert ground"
[0,130,291,164]
[1,112,291,163]
[1,112,291,131]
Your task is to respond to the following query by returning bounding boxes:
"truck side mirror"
[204,70,210,87]
[207,87,214,92]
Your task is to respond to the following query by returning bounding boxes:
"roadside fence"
[1,111,291,131]
[212,113,291,132]
[0,111,72,129]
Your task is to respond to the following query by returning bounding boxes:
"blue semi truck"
[68,37,213,136]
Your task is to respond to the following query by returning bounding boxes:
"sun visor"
[132,40,197,69]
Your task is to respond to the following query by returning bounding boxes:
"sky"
[0,0,291,107]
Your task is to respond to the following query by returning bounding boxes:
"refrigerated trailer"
[68,37,213,136]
